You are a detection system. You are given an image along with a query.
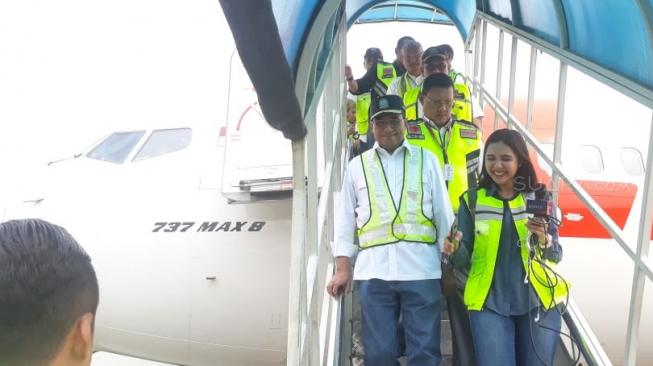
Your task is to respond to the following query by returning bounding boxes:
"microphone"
[526,185,552,253]
[526,184,552,218]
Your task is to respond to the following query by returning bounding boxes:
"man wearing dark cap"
[403,46,484,125]
[435,44,463,83]
[327,95,453,366]
[345,47,397,102]
[406,72,483,366]
[346,47,398,153]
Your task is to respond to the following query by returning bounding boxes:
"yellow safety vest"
[403,82,474,123]
[395,73,420,100]
[354,62,397,135]
[374,61,397,94]
[403,87,421,121]
[461,188,570,311]
[405,119,481,213]
[357,146,437,249]
[453,83,473,123]
[355,93,371,136]
[449,69,465,84]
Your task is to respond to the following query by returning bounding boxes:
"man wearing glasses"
[407,72,483,366]
[327,95,454,366]
[404,47,484,126]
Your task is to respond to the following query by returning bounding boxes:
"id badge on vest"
[444,164,454,181]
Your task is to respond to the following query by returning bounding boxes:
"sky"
[0,1,651,201]
[346,21,466,77]
[0,1,236,202]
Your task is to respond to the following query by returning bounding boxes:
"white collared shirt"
[334,140,454,281]
[387,73,423,96]
[423,116,453,143]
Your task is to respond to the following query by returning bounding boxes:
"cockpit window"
[86,131,145,164]
[133,128,192,161]
[620,147,644,176]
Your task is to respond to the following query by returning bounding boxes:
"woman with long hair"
[444,128,570,365]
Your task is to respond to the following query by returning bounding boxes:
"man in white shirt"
[327,95,454,366]
[405,48,485,126]
[387,40,423,99]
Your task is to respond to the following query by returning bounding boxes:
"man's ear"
[70,313,95,361]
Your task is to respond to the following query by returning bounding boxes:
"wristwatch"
[346,76,353,81]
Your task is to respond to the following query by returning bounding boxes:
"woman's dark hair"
[479,128,541,193]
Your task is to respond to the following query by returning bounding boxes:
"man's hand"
[344,65,353,80]
[442,231,462,255]
[326,257,353,297]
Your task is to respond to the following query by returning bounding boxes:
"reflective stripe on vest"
[403,87,420,121]
[354,63,396,134]
[403,82,473,122]
[355,93,371,135]
[404,120,481,213]
[357,147,437,249]
[453,83,473,122]
[375,62,397,97]
[462,189,570,311]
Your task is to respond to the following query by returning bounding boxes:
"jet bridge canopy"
[282,0,653,90]
[221,0,653,140]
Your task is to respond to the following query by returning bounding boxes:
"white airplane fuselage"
[4,125,292,366]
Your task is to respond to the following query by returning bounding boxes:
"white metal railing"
[467,14,653,366]
[287,1,349,365]
[286,6,653,365]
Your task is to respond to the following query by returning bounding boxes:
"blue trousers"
[356,279,442,366]
[469,307,561,366]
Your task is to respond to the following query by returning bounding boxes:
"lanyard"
[403,74,412,94]
[424,119,452,186]
[416,99,453,160]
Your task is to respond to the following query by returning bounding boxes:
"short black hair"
[436,44,454,59]
[396,36,415,50]
[0,219,99,366]
[479,128,540,193]
[421,73,454,95]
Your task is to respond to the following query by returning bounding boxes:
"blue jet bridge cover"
[220,0,653,140]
